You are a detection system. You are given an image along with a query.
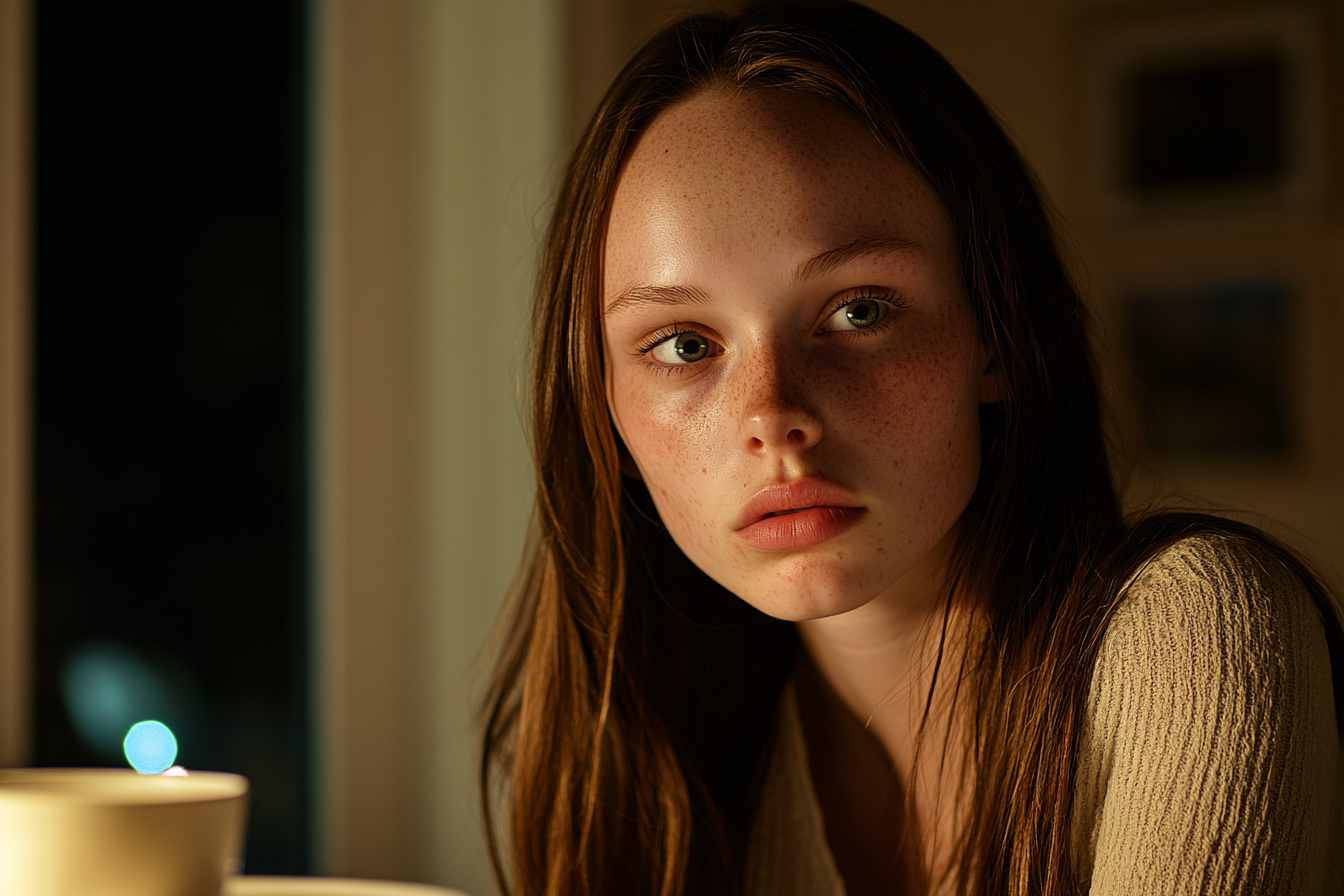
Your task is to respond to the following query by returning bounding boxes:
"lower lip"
[735,506,866,552]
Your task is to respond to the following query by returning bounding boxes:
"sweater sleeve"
[1072,536,1340,895]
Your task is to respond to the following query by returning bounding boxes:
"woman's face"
[602,90,998,622]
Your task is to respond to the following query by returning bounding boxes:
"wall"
[311,1,558,891]
[0,0,31,770]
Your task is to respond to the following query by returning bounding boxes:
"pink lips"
[734,479,866,551]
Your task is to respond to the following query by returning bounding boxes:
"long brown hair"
[480,3,1344,895]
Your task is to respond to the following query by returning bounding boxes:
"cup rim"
[0,768,249,805]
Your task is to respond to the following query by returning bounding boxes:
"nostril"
[742,411,821,452]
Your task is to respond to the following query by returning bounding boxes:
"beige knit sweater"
[744,536,1342,895]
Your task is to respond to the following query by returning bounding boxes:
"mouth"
[762,506,824,519]
[734,479,866,551]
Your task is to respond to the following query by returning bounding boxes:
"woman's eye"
[648,331,715,365]
[824,297,887,331]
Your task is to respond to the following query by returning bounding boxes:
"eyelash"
[634,324,709,376]
[636,324,699,357]
[634,289,910,373]
[826,290,910,335]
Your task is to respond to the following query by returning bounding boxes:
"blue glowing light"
[123,720,178,774]
[63,644,172,761]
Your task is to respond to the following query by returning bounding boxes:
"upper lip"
[733,478,864,530]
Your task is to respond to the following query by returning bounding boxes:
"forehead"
[604,89,952,294]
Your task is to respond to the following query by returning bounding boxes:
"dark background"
[33,1,310,873]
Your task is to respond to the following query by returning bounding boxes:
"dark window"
[34,1,310,872]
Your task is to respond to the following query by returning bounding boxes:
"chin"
[727,561,888,622]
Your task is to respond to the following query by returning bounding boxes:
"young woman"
[480,2,1344,894]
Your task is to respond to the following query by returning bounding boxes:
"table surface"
[224,876,472,896]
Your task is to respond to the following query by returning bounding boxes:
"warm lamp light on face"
[603,89,999,624]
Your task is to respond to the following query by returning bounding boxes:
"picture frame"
[1122,270,1293,460]
[1097,237,1337,476]
[1084,5,1325,220]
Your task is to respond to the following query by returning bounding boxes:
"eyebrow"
[603,235,921,316]
[604,284,711,317]
[793,236,922,283]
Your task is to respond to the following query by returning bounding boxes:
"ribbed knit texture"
[744,536,1342,895]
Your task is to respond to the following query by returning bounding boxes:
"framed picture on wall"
[1123,272,1293,460]
[1085,6,1326,219]
[1108,241,1338,474]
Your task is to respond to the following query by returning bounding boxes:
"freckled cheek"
[825,348,982,483]
[823,356,950,427]
[612,383,730,538]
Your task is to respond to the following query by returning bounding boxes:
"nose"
[736,347,823,455]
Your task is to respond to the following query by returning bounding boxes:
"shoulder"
[1084,532,1338,776]
[1085,532,1337,749]
[1107,532,1330,677]
[1074,533,1341,894]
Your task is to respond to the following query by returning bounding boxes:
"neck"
[795,526,966,779]
[794,529,973,888]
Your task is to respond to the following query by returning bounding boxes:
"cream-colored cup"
[0,768,248,896]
